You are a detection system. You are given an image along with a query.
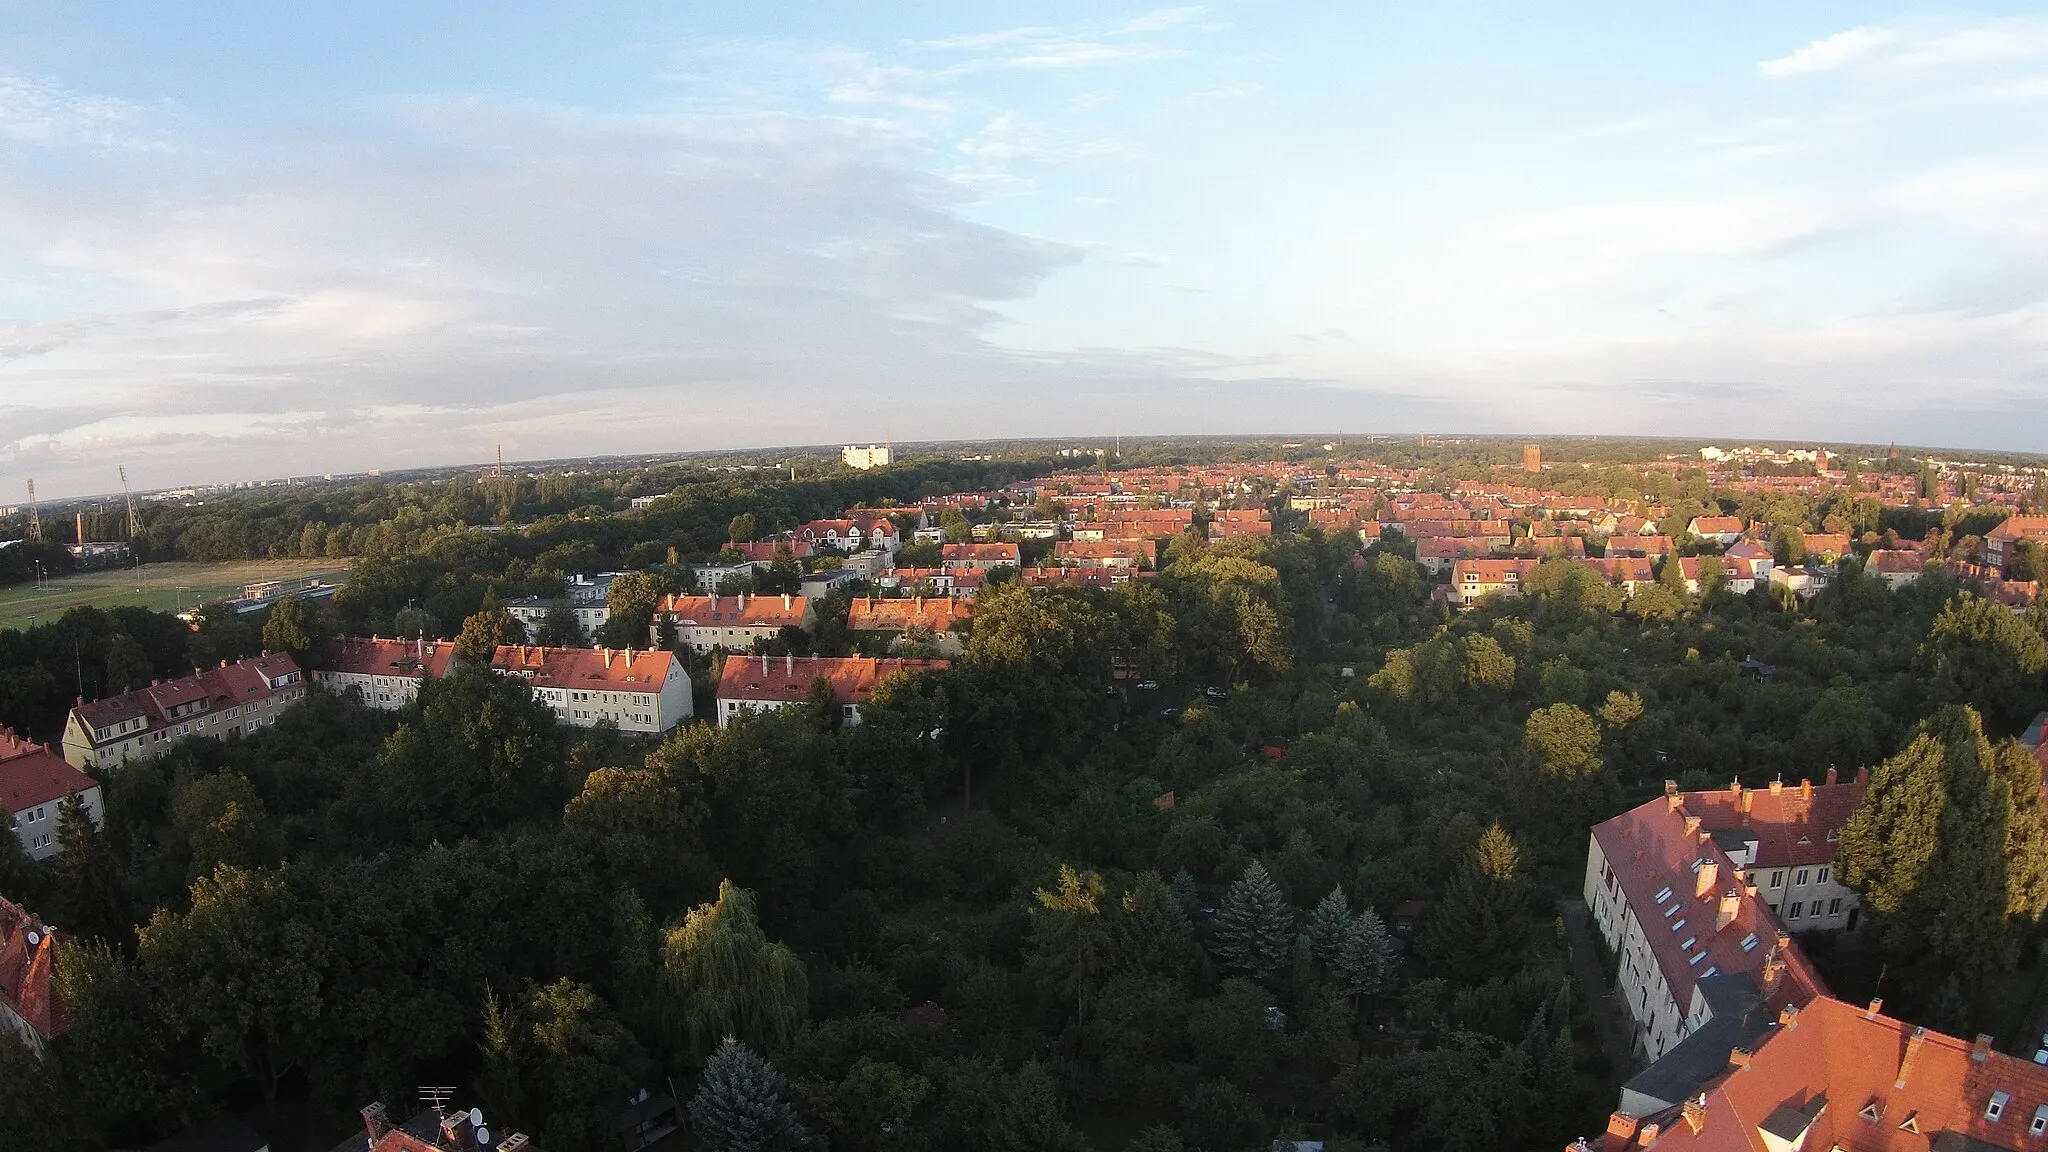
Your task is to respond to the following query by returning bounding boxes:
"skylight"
[1689,951,1708,966]
[1671,918,1687,933]
[1680,936,1697,950]
[1740,933,1759,952]
[1654,886,1674,903]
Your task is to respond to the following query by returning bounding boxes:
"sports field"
[0,559,350,632]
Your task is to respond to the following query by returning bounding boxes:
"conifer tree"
[689,1040,807,1152]
[54,793,123,942]
[1208,861,1293,980]
[1305,886,1352,968]
[1329,907,1395,1002]
[1169,868,1200,918]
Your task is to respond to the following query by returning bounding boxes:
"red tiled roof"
[319,637,458,680]
[1680,778,1866,869]
[489,645,677,690]
[654,593,807,628]
[942,543,1020,562]
[0,728,95,814]
[0,896,67,1041]
[716,655,947,707]
[1053,539,1155,563]
[1690,516,1745,534]
[71,653,302,741]
[846,597,971,633]
[1989,516,2048,543]
[732,539,814,563]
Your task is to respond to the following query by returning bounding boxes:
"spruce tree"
[1208,861,1293,980]
[689,1040,808,1152]
[54,793,123,942]
[1306,886,1352,968]
[1169,868,1200,919]
[1329,908,1395,1002]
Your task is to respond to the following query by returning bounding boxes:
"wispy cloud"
[1762,18,2048,78]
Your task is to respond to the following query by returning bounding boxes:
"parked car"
[1204,685,1228,703]
[1135,679,1159,690]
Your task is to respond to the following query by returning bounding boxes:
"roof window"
[1653,886,1674,904]
[2034,1105,2048,1137]
[1665,903,1682,919]
[1700,966,1717,978]
[1671,919,1687,933]
[1988,1092,2011,1122]
[1689,950,1708,966]
[1680,936,1697,951]
[1859,1100,1882,1123]
[1740,933,1760,952]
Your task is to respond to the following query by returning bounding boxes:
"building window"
[1818,865,1831,884]
[2030,1105,2047,1136]
[1795,868,1810,887]
[1988,1092,2010,1121]
[1829,898,1843,915]
[1769,870,1784,888]
[1787,902,1803,920]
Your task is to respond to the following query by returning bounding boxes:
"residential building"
[1687,516,1746,546]
[1674,774,1867,932]
[690,561,761,593]
[1721,541,1773,594]
[847,596,972,654]
[1986,515,2048,576]
[0,895,66,1053]
[941,542,1020,570]
[1584,781,1830,1069]
[650,592,810,653]
[1447,558,1542,605]
[1018,566,1146,589]
[0,728,102,860]
[842,444,892,470]
[1052,539,1154,569]
[503,597,608,642]
[1605,535,1674,559]
[312,637,459,711]
[62,653,307,771]
[1867,548,1928,588]
[342,1101,536,1152]
[489,645,690,733]
[714,655,947,728]
[1575,997,2048,1152]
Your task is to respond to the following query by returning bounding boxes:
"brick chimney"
[1682,1096,1707,1135]
[1866,998,1883,1020]
[1605,1112,1640,1143]
[1717,888,1742,930]
[1741,787,1754,814]
[1856,766,1869,784]
[1695,859,1719,898]
[362,1103,389,1143]
[1730,780,1743,804]
[1800,778,1812,801]
[1826,766,1839,785]
[1897,1026,1928,1088]
[1778,1004,1800,1029]
[1728,1047,1752,1070]
[1973,1034,1994,1062]
[1665,780,1681,811]
[1639,1123,1660,1145]
[1684,814,1702,838]
[1769,777,1784,795]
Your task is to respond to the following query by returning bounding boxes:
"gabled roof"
[320,637,458,680]
[489,646,677,691]
[716,655,948,706]
[846,597,971,633]
[654,593,807,628]
[0,728,96,813]
[71,653,303,738]
[1679,777,1866,869]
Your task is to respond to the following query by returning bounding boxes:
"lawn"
[0,559,351,632]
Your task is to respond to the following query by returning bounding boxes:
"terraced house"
[488,645,690,734]
[61,652,306,771]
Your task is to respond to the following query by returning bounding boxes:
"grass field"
[0,559,351,632]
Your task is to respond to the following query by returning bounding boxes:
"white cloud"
[1762,18,2048,78]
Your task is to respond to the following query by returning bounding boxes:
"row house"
[489,645,690,733]
[650,593,811,653]
[1789,532,1852,561]
[1416,536,1492,575]
[941,542,1020,571]
[1679,773,1867,932]
[0,728,101,860]
[1583,781,1830,1070]
[0,896,66,1054]
[1985,516,2048,577]
[1577,995,2048,1152]
[312,637,459,711]
[846,596,972,655]
[1207,517,1273,541]
[345,1101,536,1152]
[798,516,901,553]
[731,539,815,565]
[62,653,306,771]
[1018,566,1146,589]
[1604,535,1673,558]
[1052,539,1154,569]
[877,568,984,598]
[714,655,948,728]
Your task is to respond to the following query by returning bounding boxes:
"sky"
[4,3,2048,498]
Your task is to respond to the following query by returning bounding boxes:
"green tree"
[536,603,583,647]
[1523,704,1602,777]
[171,770,284,877]
[136,864,327,1109]
[1473,822,1520,883]
[940,509,973,544]
[662,880,808,1061]
[1330,907,1396,1003]
[54,793,124,942]
[261,597,322,659]
[1306,886,1354,967]
[1209,860,1294,981]
[600,571,670,649]
[456,595,523,665]
[690,1039,808,1152]
[103,632,154,694]
[392,605,438,640]
[1598,690,1644,729]
[1919,595,2048,732]
[1110,870,1197,981]
[729,513,759,544]
[1458,634,1516,693]
[1029,864,1109,1023]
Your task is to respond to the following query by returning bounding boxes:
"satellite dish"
[476,1129,490,1146]
[469,1109,484,1127]
[25,931,40,946]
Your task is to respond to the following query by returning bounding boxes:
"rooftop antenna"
[24,480,40,543]
[120,466,141,539]
[419,1086,456,1119]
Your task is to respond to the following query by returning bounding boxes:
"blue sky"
[4,3,2048,497]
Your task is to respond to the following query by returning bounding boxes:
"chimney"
[1826,766,1839,786]
[1896,1026,1927,1088]
[1761,951,1785,994]
[1865,998,1883,1020]
[1717,889,1741,930]
[1639,1122,1660,1145]
[1684,814,1702,838]
[1605,1112,1640,1143]
[759,654,768,675]
[498,1138,531,1152]
[362,1103,389,1142]
[1695,859,1719,898]
[1800,778,1812,801]
[1728,1047,1752,1071]
[785,655,793,675]
[709,593,719,610]
[1742,787,1754,813]
[603,648,613,669]
[1973,1034,1994,1062]
[1665,780,1681,811]
[1681,1096,1706,1135]
[1856,766,1869,784]
[1730,780,1743,804]
[783,592,792,610]
[1769,777,1783,795]
[1778,1004,1799,1029]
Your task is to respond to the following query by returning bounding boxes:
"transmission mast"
[24,479,40,542]
[120,467,141,539]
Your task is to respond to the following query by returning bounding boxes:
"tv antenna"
[120,467,141,539]
[419,1086,456,1118]
[24,479,40,543]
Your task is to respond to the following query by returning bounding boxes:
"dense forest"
[3,455,2048,1152]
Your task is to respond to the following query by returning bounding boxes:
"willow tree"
[662,881,807,1061]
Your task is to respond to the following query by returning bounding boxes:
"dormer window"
[1859,1099,1883,1122]
[1988,1092,2010,1122]
[1899,1112,1920,1134]
[2034,1105,2048,1136]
